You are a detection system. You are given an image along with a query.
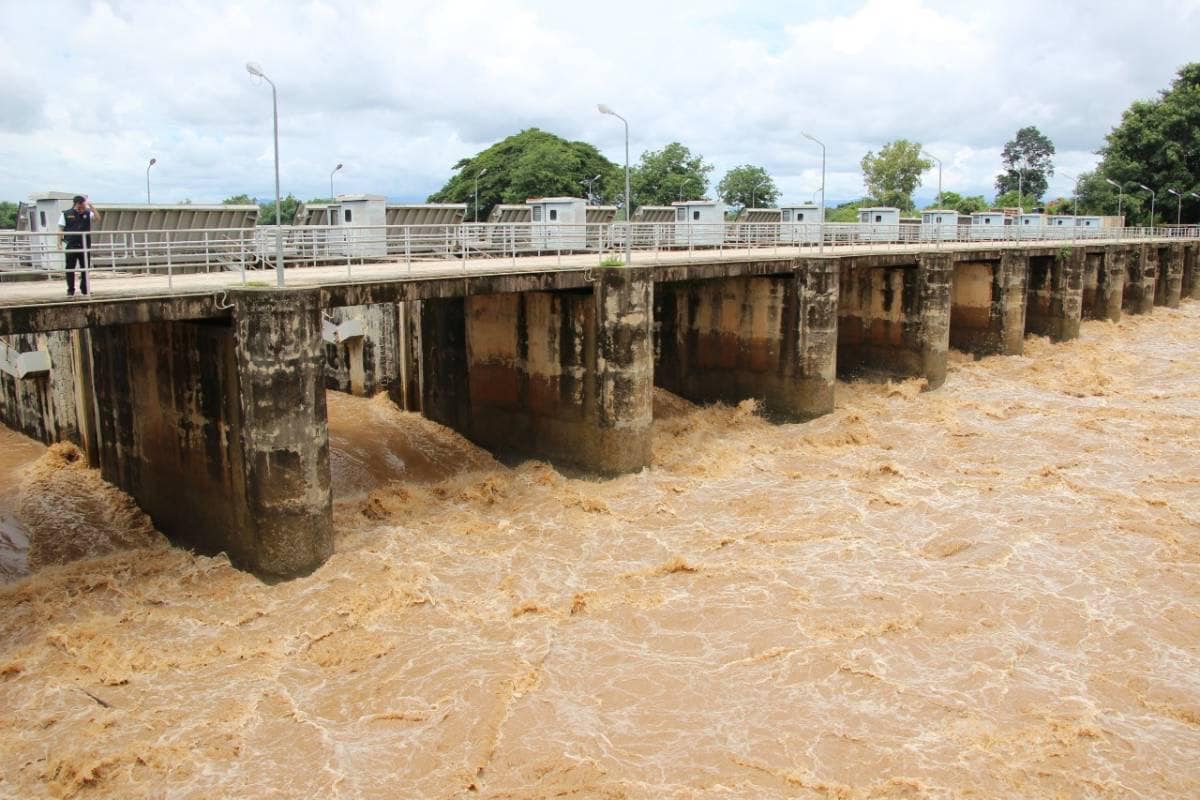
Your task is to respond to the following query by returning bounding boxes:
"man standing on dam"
[57,195,101,296]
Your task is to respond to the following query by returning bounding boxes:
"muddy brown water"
[1,305,1198,798]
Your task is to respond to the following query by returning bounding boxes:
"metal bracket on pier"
[0,340,51,379]
[321,317,365,345]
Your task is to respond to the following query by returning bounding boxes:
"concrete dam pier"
[1,240,1197,578]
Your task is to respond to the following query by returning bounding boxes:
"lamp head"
[335,163,343,171]
[1138,184,1152,193]
[1166,188,1180,197]
[1104,178,1120,189]
[592,174,600,181]
[245,62,265,78]
[149,157,156,166]
[597,104,614,116]
[478,167,487,177]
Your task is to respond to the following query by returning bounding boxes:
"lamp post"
[1191,192,1200,224]
[801,131,826,253]
[676,174,698,201]
[1138,183,1156,229]
[921,149,943,207]
[330,162,343,200]
[246,62,284,288]
[749,177,767,210]
[1104,178,1125,222]
[598,103,632,265]
[1166,188,1181,226]
[146,157,156,204]
[473,167,488,223]
[1059,171,1078,216]
[580,174,600,204]
[1016,158,1028,213]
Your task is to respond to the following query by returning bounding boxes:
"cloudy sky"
[2,0,1197,208]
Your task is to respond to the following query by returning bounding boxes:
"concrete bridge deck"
[0,237,1169,336]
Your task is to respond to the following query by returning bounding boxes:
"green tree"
[257,194,301,226]
[717,165,779,209]
[630,142,713,209]
[995,126,1055,201]
[994,190,1039,211]
[826,199,868,222]
[1094,63,1200,225]
[427,128,620,221]
[1043,197,1073,215]
[0,201,18,229]
[223,194,256,205]
[1074,170,1131,217]
[860,140,931,211]
[925,191,988,214]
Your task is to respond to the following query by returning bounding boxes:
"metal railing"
[0,221,1194,296]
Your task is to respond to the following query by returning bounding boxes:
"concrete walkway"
[0,237,1155,310]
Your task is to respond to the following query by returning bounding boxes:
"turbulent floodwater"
[1,305,1199,798]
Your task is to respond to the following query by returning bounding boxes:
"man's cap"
[72,195,86,204]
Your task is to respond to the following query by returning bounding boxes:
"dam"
[1,221,1197,578]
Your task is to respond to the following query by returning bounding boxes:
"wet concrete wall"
[420,269,653,474]
[1081,248,1125,322]
[323,303,401,397]
[1154,244,1183,308]
[88,289,333,579]
[1124,245,1157,315]
[1025,251,1082,342]
[836,253,951,388]
[1183,243,1200,301]
[90,319,253,565]
[948,253,1027,357]
[654,261,838,421]
[0,330,93,450]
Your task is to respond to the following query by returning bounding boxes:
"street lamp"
[1166,188,1182,226]
[921,150,943,207]
[473,167,488,223]
[676,174,698,201]
[580,174,601,204]
[246,61,284,288]
[749,177,767,209]
[146,157,156,204]
[598,103,632,265]
[1059,171,1078,216]
[1138,183,1156,229]
[330,162,343,199]
[1104,178,1125,221]
[801,131,826,253]
[1016,157,1029,213]
[1191,192,1200,223]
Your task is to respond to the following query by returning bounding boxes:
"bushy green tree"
[0,201,18,229]
[995,126,1055,201]
[1094,63,1200,225]
[860,140,931,211]
[256,194,301,225]
[630,142,713,209]
[925,191,988,214]
[994,190,1039,211]
[717,165,779,209]
[223,194,256,205]
[427,128,620,221]
[826,199,868,222]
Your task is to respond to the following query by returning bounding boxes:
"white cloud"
[1,0,1196,206]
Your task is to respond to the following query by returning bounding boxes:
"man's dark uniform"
[61,207,92,295]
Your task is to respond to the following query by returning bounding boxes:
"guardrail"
[1,222,1196,293]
